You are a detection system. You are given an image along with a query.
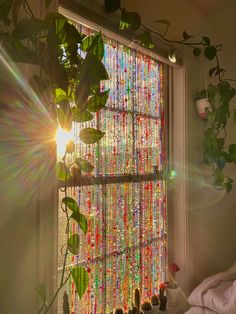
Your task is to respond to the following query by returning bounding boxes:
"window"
[58,17,168,314]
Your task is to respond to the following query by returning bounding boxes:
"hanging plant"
[0,0,109,313]
[103,0,236,193]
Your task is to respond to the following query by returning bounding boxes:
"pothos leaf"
[68,233,80,255]
[75,158,94,173]
[87,90,110,112]
[71,266,89,299]
[80,128,105,144]
[71,211,88,235]
[13,18,48,40]
[182,31,193,41]
[62,196,80,212]
[204,46,216,60]
[56,162,69,181]
[138,31,155,49]
[154,19,170,35]
[202,36,211,46]
[193,47,201,57]
[120,9,141,31]
[72,107,93,123]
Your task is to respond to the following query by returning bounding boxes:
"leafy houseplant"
[194,89,211,119]
[103,0,236,192]
[0,0,109,313]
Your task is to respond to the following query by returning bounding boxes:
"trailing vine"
[104,0,236,192]
[0,0,109,312]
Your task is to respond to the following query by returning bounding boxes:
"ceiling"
[189,0,236,16]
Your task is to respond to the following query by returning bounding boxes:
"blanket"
[186,262,236,314]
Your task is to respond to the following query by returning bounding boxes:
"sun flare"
[55,127,74,158]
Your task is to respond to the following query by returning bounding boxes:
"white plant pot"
[166,286,180,306]
[195,98,211,119]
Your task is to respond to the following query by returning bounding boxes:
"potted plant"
[165,263,180,307]
[194,89,211,119]
[141,301,155,314]
[151,295,160,312]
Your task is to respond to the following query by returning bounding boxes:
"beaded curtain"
[58,20,167,314]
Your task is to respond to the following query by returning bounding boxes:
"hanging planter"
[194,89,211,119]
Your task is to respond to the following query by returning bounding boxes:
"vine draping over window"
[58,19,168,314]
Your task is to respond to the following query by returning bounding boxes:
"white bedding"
[185,263,236,314]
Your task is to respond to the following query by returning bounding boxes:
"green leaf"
[87,90,110,112]
[56,162,69,181]
[36,283,47,303]
[104,0,121,12]
[68,233,80,255]
[72,107,93,123]
[75,158,94,173]
[62,196,80,212]
[193,47,201,57]
[80,128,105,144]
[48,54,68,92]
[12,0,23,25]
[204,46,217,60]
[182,31,193,41]
[55,88,68,103]
[79,54,109,84]
[71,212,88,235]
[0,0,14,24]
[80,32,104,60]
[13,18,48,40]
[202,36,211,46]
[120,9,141,31]
[57,100,72,131]
[209,67,217,77]
[63,292,70,314]
[71,266,89,299]
[138,31,155,49]
[59,22,83,44]
[45,0,52,8]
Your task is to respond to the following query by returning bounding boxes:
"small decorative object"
[113,307,125,314]
[159,296,167,311]
[166,263,181,306]
[159,283,167,311]
[151,295,159,307]
[194,89,211,119]
[141,301,152,313]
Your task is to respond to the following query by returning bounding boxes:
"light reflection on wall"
[58,21,167,314]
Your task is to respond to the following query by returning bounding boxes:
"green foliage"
[66,140,75,154]
[71,266,89,299]
[56,162,69,181]
[87,90,110,112]
[80,128,105,144]
[141,301,152,311]
[138,31,155,49]
[68,233,80,255]
[195,89,207,102]
[75,158,94,173]
[182,31,193,41]
[120,9,141,31]
[71,211,88,235]
[193,47,201,57]
[62,197,80,212]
